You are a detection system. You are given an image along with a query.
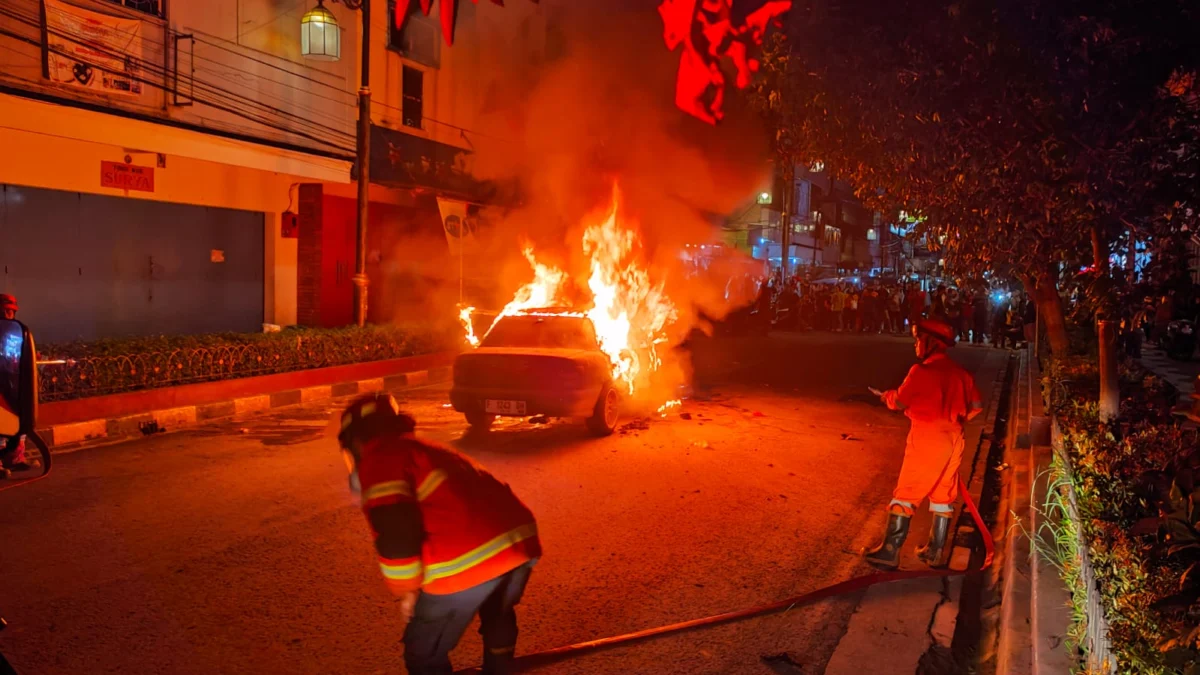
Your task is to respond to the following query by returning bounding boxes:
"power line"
[3,4,355,148]
[0,20,353,154]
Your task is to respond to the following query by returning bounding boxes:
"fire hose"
[458,474,994,674]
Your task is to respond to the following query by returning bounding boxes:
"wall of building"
[369,0,547,157]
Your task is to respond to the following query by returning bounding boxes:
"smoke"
[460,1,772,406]
[474,3,768,299]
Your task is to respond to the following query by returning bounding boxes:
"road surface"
[0,333,1003,675]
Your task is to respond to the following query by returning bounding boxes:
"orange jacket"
[883,353,982,428]
[357,434,541,596]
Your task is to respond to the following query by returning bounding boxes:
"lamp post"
[302,0,371,327]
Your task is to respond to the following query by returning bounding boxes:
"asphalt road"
[0,333,999,675]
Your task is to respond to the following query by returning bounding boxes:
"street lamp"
[302,0,372,327]
[300,1,341,60]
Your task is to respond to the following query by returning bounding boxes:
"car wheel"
[465,410,494,430]
[586,386,620,437]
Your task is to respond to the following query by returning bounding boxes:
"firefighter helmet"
[334,393,415,449]
[0,295,17,312]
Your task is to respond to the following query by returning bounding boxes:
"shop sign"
[100,161,154,192]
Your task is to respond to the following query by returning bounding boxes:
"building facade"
[0,0,549,341]
[0,0,363,342]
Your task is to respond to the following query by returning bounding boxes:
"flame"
[500,248,569,318]
[458,306,480,347]
[583,185,678,394]
[459,184,678,399]
[657,399,682,416]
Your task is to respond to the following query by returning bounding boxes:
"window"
[388,0,441,68]
[402,66,423,129]
[103,0,161,16]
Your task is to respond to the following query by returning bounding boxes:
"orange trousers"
[890,422,964,515]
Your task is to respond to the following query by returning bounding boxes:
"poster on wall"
[44,0,145,97]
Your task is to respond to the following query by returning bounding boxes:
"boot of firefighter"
[916,513,953,567]
[863,509,911,569]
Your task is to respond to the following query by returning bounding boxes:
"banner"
[436,197,478,258]
[44,0,145,97]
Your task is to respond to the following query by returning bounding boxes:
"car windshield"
[481,314,599,350]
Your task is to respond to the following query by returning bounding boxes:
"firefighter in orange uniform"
[335,393,541,675]
[865,318,983,569]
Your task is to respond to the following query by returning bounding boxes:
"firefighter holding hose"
[334,393,541,675]
[865,318,982,569]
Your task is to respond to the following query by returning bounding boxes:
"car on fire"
[450,309,621,436]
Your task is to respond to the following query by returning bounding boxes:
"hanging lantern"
[301,1,340,61]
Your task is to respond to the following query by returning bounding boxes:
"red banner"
[659,0,792,124]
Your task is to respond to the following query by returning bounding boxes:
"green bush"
[36,323,459,402]
[1048,352,1200,673]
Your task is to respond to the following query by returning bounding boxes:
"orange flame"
[458,306,479,347]
[460,184,678,398]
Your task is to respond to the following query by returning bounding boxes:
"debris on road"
[840,433,862,441]
[680,412,693,420]
[618,418,652,434]
[529,415,551,424]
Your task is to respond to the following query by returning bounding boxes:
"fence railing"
[1050,416,1117,674]
[36,332,449,402]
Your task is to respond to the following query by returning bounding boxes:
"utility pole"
[780,162,793,278]
[352,0,372,326]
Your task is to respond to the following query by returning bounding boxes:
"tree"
[747,0,1200,359]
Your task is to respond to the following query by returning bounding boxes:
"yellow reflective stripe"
[416,469,447,501]
[425,523,537,582]
[380,559,423,580]
[363,480,412,502]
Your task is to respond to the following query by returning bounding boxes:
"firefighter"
[865,318,983,569]
[335,393,541,675]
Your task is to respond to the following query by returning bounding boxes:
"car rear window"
[482,315,599,350]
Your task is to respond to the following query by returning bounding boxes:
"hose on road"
[457,474,994,674]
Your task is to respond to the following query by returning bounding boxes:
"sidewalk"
[823,346,1011,675]
[1137,343,1199,393]
[37,353,455,452]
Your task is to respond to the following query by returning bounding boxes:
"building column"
[264,211,298,327]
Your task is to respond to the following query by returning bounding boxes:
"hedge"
[35,323,459,402]
[1045,348,1200,674]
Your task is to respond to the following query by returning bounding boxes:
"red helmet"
[335,393,414,448]
[0,294,18,312]
[914,318,956,347]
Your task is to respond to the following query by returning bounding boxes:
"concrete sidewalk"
[38,357,453,452]
[823,345,1012,675]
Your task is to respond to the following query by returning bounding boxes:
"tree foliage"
[748,0,1200,342]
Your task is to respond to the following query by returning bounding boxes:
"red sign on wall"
[100,161,155,192]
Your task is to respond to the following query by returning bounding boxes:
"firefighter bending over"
[865,318,983,569]
[335,394,542,675]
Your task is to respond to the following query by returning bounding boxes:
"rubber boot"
[916,513,953,567]
[864,511,911,569]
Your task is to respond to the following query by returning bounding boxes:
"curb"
[38,366,453,452]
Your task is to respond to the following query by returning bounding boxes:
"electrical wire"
[15,2,347,144]
[0,22,354,155]
[0,4,355,153]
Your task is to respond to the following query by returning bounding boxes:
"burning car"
[451,309,622,436]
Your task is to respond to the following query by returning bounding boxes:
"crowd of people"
[750,272,1037,348]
